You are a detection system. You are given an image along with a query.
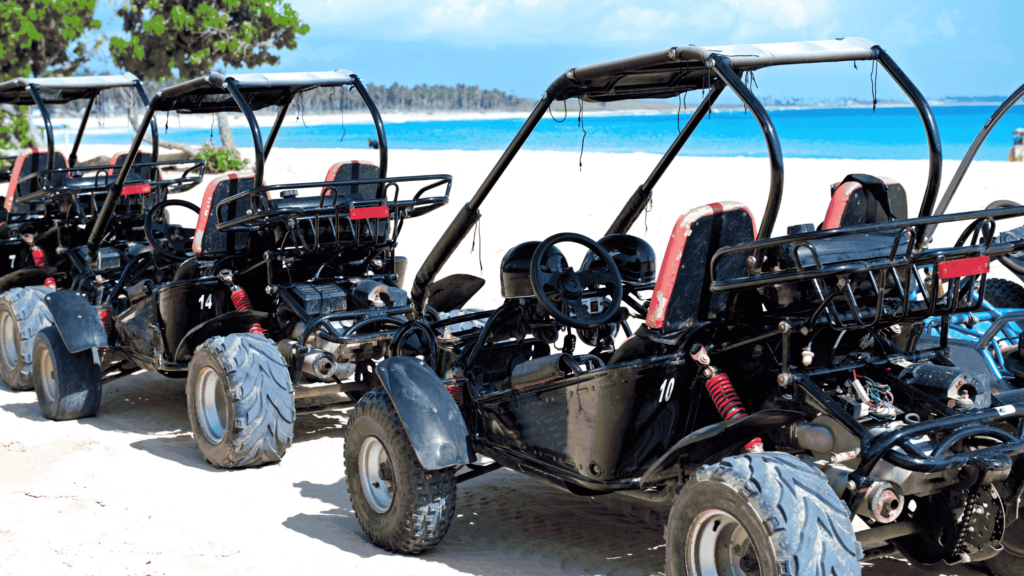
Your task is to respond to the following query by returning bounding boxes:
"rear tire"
[986,278,1024,308]
[0,286,54,391]
[345,387,456,554]
[186,333,295,469]
[33,326,101,420]
[666,452,861,576]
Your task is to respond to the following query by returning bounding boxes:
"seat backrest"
[322,161,381,201]
[193,172,263,256]
[108,151,158,180]
[822,175,907,230]
[646,202,757,333]
[4,149,69,214]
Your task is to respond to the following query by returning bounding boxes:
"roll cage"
[0,74,159,173]
[411,37,945,310]
[91,70,450,260]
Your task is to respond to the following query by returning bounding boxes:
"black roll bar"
[262,95,294,160]
[409,91,553,309]
[711,54,785,245]
[353,77,390,188]
[67,96,95,168]
[225,78,266,185]
[133,79,160,163]
[925,81,1024,245]
[607,83,724,236]
[874,48,942,248]
[27,85,55,172]
[86,105,155,255]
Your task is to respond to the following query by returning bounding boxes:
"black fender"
[374,355,471,469]
[44,290,106,353]
[173,310,271,362]
[639,409,805,487]
[0,267,59,294]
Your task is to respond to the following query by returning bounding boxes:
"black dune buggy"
[32,70,452,469]
[343,38,1024,575]
[0,74,204,391]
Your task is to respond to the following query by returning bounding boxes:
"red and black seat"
[822,174,907,230]
[609,202,756,362]
[645,202,758,333]
[4,148,69,215]
[322,161,381,201]
[193,172,265,257]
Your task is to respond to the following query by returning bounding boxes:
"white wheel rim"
[196,367,227,444]
[359,436,394,514]
[1,310,17,371]
[39,347,57,403]
[686,509,761,576]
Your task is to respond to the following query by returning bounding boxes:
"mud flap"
[43,291,106,353]
[639,409,804,487]
[374,355,472,470]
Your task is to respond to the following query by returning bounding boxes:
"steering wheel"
[145,199,200,261]
[529,232,623,329]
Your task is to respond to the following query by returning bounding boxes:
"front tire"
[33,326,102,420]
[0,286,54,390]
[666,452,861,576]
[345,387,456,554]
[186,333,295,469]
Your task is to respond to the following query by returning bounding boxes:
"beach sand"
[0,145,1020,575]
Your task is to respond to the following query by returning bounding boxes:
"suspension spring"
[98,307,113,340]
[705,372,763,452]
[230,288,266,335]
[31,248,56,289]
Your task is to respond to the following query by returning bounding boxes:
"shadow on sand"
[282,465,993,576]
[1,372,351,471]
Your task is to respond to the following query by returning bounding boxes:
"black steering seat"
[529,232,623,330]
[145,199,200,261]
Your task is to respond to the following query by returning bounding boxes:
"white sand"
[1,145,1020,575]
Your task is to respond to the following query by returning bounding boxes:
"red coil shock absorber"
[691,344,763,453]
[230,288,266,335]
[705,373,763,452]
[31,248,56,289]
[98,307,113,340]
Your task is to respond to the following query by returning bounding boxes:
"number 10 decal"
[198,293,213,309]
[659,377,675,402]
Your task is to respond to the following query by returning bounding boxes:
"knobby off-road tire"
[186,333,295,469]
[32,326,101,420]
[0,286,54,391]
[666,452,861,576]
[986,278,1024,309]
[345,387,457,554]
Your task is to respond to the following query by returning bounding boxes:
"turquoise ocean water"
[90,105,1024,161]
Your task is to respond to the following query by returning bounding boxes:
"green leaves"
[0,0,101,79]
[112,1,309,81]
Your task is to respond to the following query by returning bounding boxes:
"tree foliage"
[111,0,309,81]
[0,0,102,150]
[0,0,102,79]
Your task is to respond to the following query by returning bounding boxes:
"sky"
[93,0,1022,105]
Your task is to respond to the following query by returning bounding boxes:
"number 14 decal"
[659,378,675,403]
[198,294,213,309]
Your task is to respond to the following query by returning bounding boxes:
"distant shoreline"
[41,99,1023,134]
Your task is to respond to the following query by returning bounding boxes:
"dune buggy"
[908,83,1024,394]
[343,38,1024,575]
[33,70,452,469]
[0,74,204,391]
